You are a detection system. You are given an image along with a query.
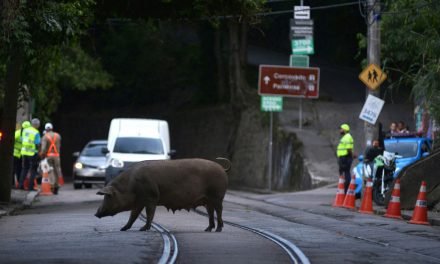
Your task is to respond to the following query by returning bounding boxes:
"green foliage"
[381,0,440,121]
[0,0,111,118]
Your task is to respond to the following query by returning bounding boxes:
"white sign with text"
[359,94,385,125]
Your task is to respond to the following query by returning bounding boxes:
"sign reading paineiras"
[261,96,283,112]
[359,94,385,124]
[359,63,387,90]
[294,5,310,19]
[258,65,320,99]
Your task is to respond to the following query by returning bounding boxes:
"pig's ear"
[97,186,114,196]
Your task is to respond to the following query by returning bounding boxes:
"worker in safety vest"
[19,118,41,191]
[40,122,62,194]
[336,123,354,193]
[12,122,24,187]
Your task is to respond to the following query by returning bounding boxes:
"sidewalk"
[0,189,40,217]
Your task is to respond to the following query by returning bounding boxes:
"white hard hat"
[45,123,53,130]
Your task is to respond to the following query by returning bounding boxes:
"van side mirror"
[101,147,109,154]
[73,151,80,158]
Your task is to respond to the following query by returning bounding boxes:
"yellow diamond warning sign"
[359,63,387,90]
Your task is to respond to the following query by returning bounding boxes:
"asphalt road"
[1,183,440,263]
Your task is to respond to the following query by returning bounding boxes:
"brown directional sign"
[258,65,320,98]
[359,63,387,90]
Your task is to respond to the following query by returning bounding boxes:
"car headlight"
[110,158,124,168]
[74,162,83,169]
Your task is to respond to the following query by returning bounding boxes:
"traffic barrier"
[409,181,430,225]
[39,159,53,196]
[342,175,356,210]
[332,175,346,207]
[384,179,403,219]
[359,178,374,214]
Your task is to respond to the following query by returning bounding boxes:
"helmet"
[340,124,350,132]
[31,118,40,126]
[45,123,53,130]
[21,121,31,129]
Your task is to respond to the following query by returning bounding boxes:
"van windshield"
[113,137,164,154]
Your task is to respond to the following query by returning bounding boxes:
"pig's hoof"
[120,226,129,231]
[204,226,213,232]
[139,225,150,231]
[215,227,222,232]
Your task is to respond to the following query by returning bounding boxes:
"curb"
[0,190,40,218]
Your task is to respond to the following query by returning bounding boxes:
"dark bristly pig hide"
[95,158,230,232]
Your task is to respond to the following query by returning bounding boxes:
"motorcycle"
[363,151,400,206]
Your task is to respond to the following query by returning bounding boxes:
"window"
[113,137,164,154]
[82,143,107,157]
[385,142,418,158]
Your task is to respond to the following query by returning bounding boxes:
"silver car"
[73,140,107,189]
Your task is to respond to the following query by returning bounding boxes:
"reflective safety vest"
[21,127,39,156]
[14,129,22,158]
[337,133,354,157]
[45,133,60,157]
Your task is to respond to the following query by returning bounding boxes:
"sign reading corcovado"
[258,65,320,99]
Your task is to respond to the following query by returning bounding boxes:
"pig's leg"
[214,203,223,232]
[120,206,143,231]
[204,205,215,232]
[139,204,156,231]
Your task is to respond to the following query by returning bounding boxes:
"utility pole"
[365,0,381,147]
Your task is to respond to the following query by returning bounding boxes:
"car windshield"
[113,137,164,154]
[82,143,107,157]
[385,142,418,158]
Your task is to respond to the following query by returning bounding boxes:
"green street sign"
[292,38,314,55]
[261,96,283,112]
[289,55,309,67]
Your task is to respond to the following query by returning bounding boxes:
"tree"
[381,0,440,122]
[0,0,111,202]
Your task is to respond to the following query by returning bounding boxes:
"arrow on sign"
[264,76,270,85]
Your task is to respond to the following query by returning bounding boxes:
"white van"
[104,118,174,183]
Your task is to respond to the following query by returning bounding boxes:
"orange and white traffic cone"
[384,179,403,219]
[40,171,53,196]
[343,175,357,210]
[359,178,374,214]
[409,181,430,225]
[332,175,346,207]
[39,159,53,196]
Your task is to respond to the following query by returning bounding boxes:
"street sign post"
[290,19,314,39]
[289,55,309,67]
[294,5,310,19]
[359,94,385,125]
[261,96,283,112]
[291,38,314,55]
[359,63,387,90]
[258,65,319,98]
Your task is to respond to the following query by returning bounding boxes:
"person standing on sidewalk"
[12,122,24,187]
[40,123,62,194]
[19,118,41,191]
[337,124,354,193]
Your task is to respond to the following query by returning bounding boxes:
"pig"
[95,158,230,232]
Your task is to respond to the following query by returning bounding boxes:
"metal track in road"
[139,214,178,264]
[195,209,310,264]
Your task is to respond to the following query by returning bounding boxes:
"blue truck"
[353,136,432,196]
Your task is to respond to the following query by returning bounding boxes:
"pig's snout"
[95,208,104,218]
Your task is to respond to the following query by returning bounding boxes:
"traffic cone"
[39,170,53,196]
[384,179,403,219]
[332,175,346,207]
[359,178,374,214]
[409,181,430,225]
[39,159,53,196]
[58,174,65,186]
[342,175,356,210]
